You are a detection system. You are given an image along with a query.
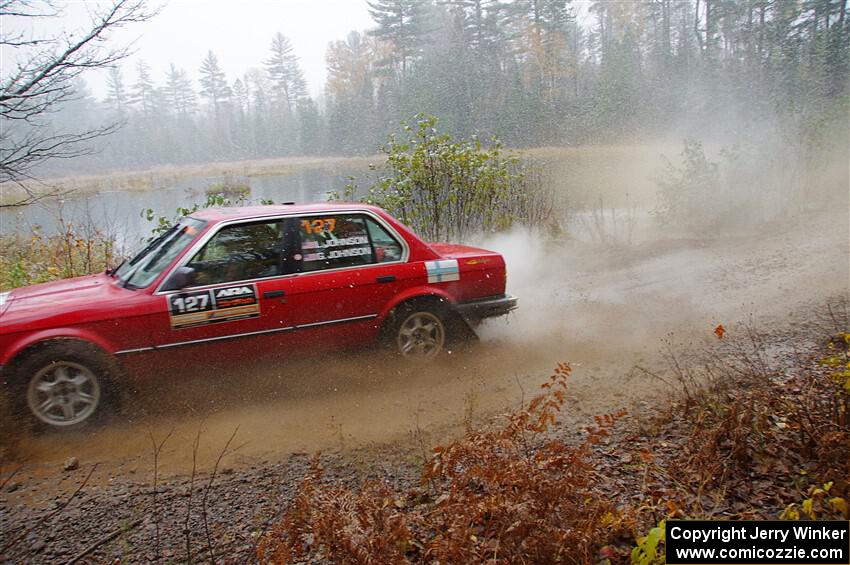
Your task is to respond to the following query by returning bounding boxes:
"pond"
[0,165,372,250]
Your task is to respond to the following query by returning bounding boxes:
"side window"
[298,215,374,272]
[188,220,283,285]
[365,218,403,263]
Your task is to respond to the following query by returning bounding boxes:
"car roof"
[188,202,384,223]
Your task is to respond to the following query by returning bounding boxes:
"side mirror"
[162,266,196,291]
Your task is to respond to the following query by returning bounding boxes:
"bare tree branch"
[0,0,158,202]
[0,0,60,19]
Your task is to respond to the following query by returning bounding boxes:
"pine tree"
[198,50,232,121]
[232,78,248,114]
[163,63,197,118]
[245,68,273,155]
[297,97,323,155]
[264,33,307,113]
[104,67,128,116]
[130,60,158,118]
[367,0,430,77]
[229,77,249,154]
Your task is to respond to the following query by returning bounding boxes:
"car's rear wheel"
[394,309,446,361]
[12,342,116,430]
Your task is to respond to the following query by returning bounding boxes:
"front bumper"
[456,294,518,322]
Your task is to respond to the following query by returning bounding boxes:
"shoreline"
[0,144,678,206]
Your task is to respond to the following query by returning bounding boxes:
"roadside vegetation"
[0,181,269,291]
[652,112,849,233]
[334,115,555,241]
[255,302,850,564]
[0,217,118,291]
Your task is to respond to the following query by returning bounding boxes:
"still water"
[0,166,370,250]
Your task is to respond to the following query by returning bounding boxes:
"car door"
[280,211,413,349]
[146,217,298,367]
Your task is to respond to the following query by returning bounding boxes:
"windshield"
[115,218,206,289]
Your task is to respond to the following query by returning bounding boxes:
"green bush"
[335,115,554,242]
[652,139,720,227]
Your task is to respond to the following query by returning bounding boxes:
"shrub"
[335,115,554,242]
[417,364,626,564]
[653,123,846,231]
[204,178,251,200]
[0,184,269,290]
[0,221,116,291]
[637,314,849,524]
[652,139,720,228]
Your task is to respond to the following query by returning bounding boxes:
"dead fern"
[257,363,628,564]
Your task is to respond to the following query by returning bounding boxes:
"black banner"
[666,520,849,564]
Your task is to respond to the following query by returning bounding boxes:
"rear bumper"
[456,294,518,321]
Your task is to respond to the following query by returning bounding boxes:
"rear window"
[365,217,403,263]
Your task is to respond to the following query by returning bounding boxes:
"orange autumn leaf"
[714,324,726,340]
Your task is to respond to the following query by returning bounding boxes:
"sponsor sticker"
[425,259,460,283]
[168,283,260,329]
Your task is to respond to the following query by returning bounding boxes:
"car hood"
[7,273,109,303]
[0,273,120,325]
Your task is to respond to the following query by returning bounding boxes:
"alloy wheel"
[27,361,101,427]
[396,311,445,360]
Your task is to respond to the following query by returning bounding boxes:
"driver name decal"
[168,283,260,329]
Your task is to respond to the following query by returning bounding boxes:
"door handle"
[376,275,396,283]
[263,290,285,299]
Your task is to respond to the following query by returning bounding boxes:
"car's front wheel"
[394,308,447,361]
[12,342,115,430]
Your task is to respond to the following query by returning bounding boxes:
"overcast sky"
[15,0,377,101]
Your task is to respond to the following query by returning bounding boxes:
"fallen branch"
[0,463,23,491]
[62,517,143,565]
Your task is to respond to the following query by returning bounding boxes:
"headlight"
[0,291,11,316]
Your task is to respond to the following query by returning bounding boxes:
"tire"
[392,306,448,361]
[11,341,117,431]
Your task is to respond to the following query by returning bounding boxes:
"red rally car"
[0,203,517,429]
